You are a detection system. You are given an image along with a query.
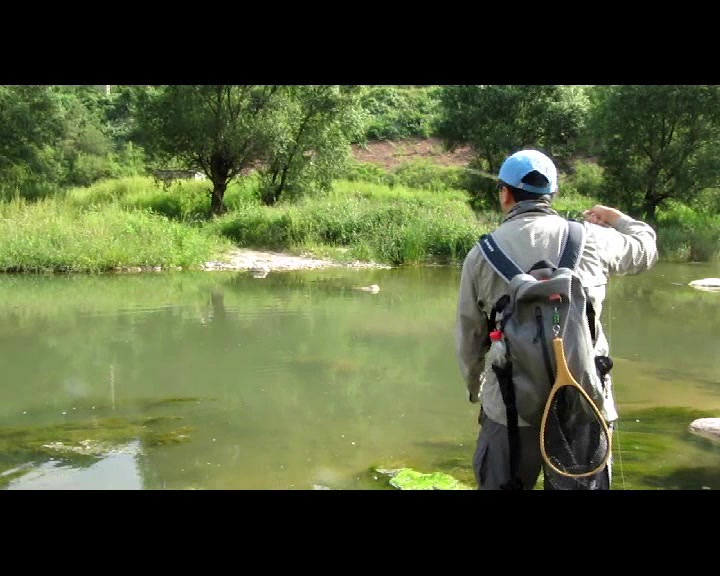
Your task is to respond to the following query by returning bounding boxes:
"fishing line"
[607,279,626,490]
[465,167,501,181]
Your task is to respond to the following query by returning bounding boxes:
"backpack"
[478,220,613,474]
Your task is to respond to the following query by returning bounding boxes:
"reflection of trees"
[210,290,226,321]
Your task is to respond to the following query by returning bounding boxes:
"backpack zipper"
[534,306,555,387]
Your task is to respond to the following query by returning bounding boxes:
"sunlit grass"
[0,197,231,273]
[0,169,716,274]
[206,179,492,265]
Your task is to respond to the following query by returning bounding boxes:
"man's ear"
[499,185,510,206]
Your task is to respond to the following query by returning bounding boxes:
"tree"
[591,85,720,223]
[359,86,439,141]
[134,85,282,215]
[0,85,66,197]
[256,85,366,206]
[50,86,116,187]
[435,85,589,206]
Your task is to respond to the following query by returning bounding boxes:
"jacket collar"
[503,199,558,223]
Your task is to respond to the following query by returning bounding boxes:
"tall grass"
[1,159,716,274]
[207,179,493,266]
[65,175,259,222]
[656,201,720,263]
[0,197,231,273]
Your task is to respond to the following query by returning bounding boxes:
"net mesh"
[541,385,611,490]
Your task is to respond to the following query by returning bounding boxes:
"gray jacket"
[455,202,658,426]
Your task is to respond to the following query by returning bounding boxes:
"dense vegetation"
[0,84,718,273]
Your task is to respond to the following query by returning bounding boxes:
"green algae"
[376,467,473,490]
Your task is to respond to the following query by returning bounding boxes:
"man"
[455,149,658,490]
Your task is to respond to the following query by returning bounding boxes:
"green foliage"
[0,86,151,197]
[134,85,365,213]
[341,159,466,194]
[256,85,366,206]
[0,197,230,273]
[360,86,440,141]
[66,175,150,206]
[341,159,393,185]
[434,85,591,209]
[70,153,116,187]
[567,160,605,198]
[591,85,720,222]
[390,160,466,192]
[0,152,65,202]
[435,85,589,177]
[553,192,600,221]
[66,175,258,224]
[656,201,720,262]
[0,86,67,196]
[52,87,126,188]
[207,180,490,266]
[99,85,145,144]
[209,205,305,249]
[691,186,720,214]
[134,85,283,214]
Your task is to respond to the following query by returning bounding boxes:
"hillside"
[351,138,473,170]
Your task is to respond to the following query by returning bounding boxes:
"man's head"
[497,149,558,213]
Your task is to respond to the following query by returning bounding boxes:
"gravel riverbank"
[201,248,392,272]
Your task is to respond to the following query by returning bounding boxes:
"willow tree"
[256,85,366,206]
[134,85,366,214]
[436,85,589,172]
[591,85,720,223]
[134,85,282,215]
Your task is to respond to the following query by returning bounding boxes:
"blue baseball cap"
[498,149,558,195]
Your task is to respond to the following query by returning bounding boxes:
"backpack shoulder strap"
[558,220,586,270]
[477,233,524,283]
[478,219,587,282]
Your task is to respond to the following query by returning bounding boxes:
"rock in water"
[689,418,720,443]
[688,278,720,292]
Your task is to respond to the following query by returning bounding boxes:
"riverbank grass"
[0,197,231,273]
[0,172,716,273]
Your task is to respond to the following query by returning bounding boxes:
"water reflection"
[5,440,143,490]
[0,262,717,490]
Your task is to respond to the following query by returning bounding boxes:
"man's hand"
[583,205,625,227]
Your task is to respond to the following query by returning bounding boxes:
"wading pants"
[473,410,611,490]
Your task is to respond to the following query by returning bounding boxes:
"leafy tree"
[49,87,115,187]
[256,85,366,206]
[435,85,589,207]
[133,85,282,215]
[0,85,66,197]
[591,85,720,223]
[360,86,439,141]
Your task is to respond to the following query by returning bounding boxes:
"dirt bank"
[351,137,472,170]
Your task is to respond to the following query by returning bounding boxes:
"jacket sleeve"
[456,250,490,403]
[593,215,658,275]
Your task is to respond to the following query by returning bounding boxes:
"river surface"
[1,261,718,490]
